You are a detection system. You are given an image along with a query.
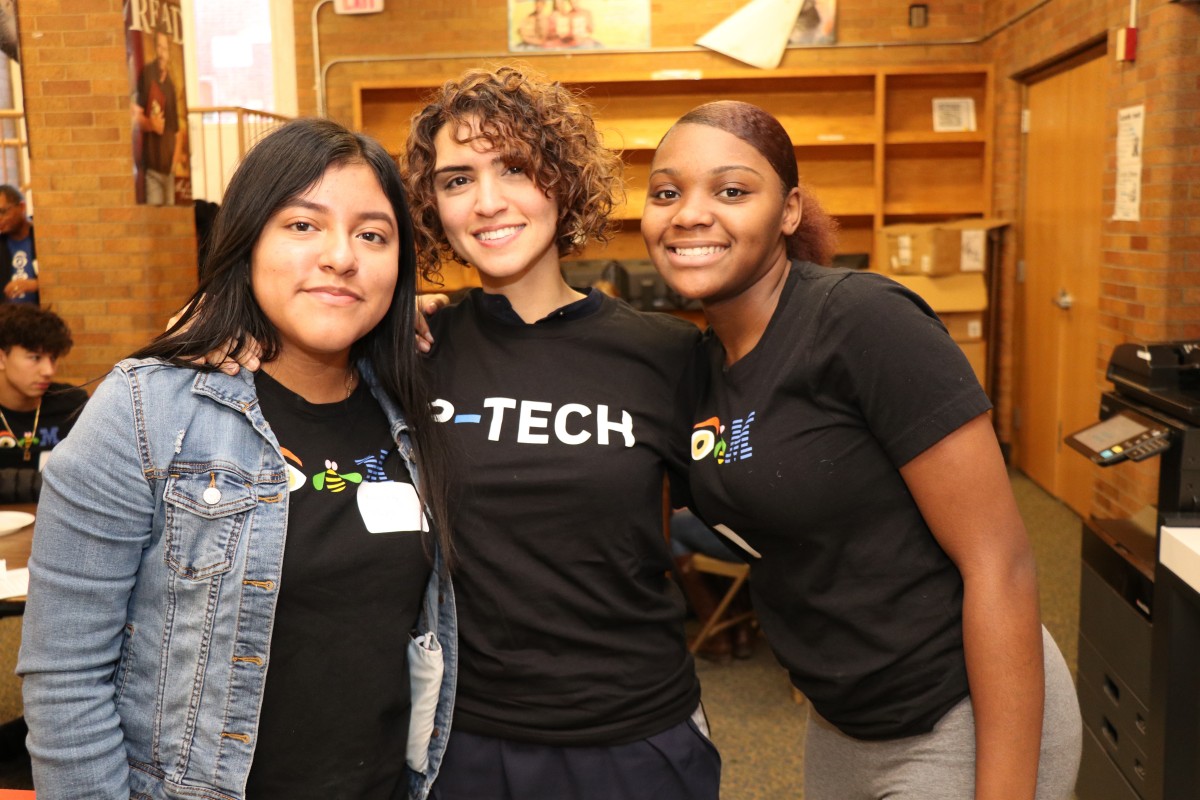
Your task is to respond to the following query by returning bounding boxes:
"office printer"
[1107,341,1200,424]
[1066,341,1200,800]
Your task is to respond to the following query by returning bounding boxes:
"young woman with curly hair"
[405,67,720,799]
[641,100,1081,800]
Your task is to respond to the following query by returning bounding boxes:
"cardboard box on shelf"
[887,272,987,314]
[957,340,987,388]
[881,218,1009,277]
[887,271,989,387]
[938,311,985,343]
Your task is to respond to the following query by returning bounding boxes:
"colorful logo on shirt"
[690,413,755,465]
[0,424,59,451]
[431,397,636,447]
[0,430,28,449]
[279,446,427,533]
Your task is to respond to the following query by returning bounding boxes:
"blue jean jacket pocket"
[163,467,257,580]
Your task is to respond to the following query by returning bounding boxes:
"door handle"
[1052,289,1074,310]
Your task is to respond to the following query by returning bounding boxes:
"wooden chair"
[686,553,755,656]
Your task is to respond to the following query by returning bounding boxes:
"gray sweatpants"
[804,626,1082,800]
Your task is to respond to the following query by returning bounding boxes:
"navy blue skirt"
[429,712,721,800]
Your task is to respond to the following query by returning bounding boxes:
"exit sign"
[334,0,384,13]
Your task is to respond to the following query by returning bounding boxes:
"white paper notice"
[1114,105,1144,221]
[932,98,976,132]
[959,229,986,272]
[0,559,29,600]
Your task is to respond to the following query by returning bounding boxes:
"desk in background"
[0,504,33,618]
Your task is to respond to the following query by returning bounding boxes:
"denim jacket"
[18,359,457,800]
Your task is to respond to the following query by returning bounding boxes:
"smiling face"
[431,118,561,289]
[641,123,801,307]
[250,162,399,371]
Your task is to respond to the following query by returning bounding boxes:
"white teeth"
[672,245,725,256]
[476,226,522,241]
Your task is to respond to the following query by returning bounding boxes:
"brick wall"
[986,0,1200,518]
[20,0,197,387]
[294,0,987,124]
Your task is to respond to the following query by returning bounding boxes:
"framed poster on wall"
[510,0,651,51]
[789,0,836,45]
[126,0,192,206]
[0,0,18,63]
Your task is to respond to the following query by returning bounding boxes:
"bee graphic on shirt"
[312,460,363,493]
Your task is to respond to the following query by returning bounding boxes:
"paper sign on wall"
[960,229,985,272]
[932,98,976,132]
[1114,105,1143,221]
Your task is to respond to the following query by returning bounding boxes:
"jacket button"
[431,728,440,738]
[203,487,222,505]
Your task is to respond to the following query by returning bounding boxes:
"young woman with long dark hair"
[19,118,456,800]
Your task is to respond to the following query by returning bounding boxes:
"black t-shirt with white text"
[687,261,992,741]
[426,289,703,746]
[245,371,430,799]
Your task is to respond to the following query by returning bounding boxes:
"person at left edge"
[17,118,457,800]
[0,184,38,305]
[0,305,85,478]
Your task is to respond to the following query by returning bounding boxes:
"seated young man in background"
[0,305,86,500]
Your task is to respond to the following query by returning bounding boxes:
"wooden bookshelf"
[354,64,993,291]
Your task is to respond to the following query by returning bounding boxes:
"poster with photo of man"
[126,0,191,206]
[509,0,650,51]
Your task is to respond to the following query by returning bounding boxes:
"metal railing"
[186,106,290,203]
[0,109,30,195]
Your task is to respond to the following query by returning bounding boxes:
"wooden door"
[1017,52,1106,516]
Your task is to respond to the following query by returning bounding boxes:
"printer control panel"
[1066,409,1172,466]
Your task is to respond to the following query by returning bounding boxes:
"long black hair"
[133,118,453,563]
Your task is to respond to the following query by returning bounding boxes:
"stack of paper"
[0,559,29,600]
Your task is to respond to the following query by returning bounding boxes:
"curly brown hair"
[402,66,623,277]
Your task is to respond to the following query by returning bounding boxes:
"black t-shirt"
[0,383,87,470]
[426,289,703,746]
[687,261,992,741]
[245,371,430,799]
